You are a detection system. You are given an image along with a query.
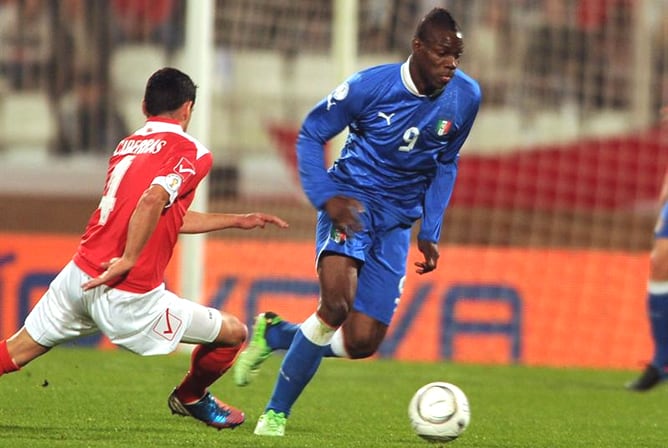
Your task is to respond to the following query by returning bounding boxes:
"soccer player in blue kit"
[233,7,481,435]
[627,111,668,391]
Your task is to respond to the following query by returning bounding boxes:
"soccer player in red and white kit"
[0,67,288,429]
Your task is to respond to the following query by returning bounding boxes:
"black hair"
[143,67,197,116]
[415,8,460,41]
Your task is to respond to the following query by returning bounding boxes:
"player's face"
[411,29,463,96]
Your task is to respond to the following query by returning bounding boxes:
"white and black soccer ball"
[408,381,470,443]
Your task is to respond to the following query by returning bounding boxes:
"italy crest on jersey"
[436,119,452,136]
[330,226,347,244]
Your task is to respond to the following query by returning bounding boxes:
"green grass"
[1,347,667,447]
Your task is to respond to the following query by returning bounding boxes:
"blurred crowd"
[215,0,666,116]
[0,0,185,156]
[0,0,666,158]
[439,0,664,116]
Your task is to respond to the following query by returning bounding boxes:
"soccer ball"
[408,381,470,443]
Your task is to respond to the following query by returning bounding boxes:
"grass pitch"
[0,347,667,447]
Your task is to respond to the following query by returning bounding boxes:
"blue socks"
[266,320,346,358]
[265,320,299,350]
[265,330,326,416]
[648,289,668,369]
[265,314,335,416]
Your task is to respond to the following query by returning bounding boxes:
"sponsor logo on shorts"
[152,308,182,341]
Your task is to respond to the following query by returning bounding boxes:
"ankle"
[0,340,20,375]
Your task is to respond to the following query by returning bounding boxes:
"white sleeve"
[151,173,183,207]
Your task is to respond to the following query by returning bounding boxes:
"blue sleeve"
[418,91,480,243]
[417,159,458,243]
[296,77,366,209]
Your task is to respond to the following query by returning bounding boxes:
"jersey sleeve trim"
[151,174,182,207]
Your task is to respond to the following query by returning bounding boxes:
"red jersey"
[73,117,213,292]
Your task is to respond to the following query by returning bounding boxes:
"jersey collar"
[140,117,184,135]
[401,56,422,97]
[146,116,181,126]
[401,56,446,98]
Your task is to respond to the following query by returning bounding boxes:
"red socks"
[0,340,20,376]
[175,344,241,403]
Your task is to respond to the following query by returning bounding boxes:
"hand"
[237,213,289,230]
[325,196,365,237]
[82,257,134,291]
[414,240,439,275]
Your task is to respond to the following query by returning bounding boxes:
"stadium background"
[1,0,667,369]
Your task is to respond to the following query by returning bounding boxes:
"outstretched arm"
[180,210,289,234]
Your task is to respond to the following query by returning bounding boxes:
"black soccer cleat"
[626,364,665,392]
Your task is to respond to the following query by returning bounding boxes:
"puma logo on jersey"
[378,111,395,126]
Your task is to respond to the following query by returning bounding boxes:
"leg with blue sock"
[649,285,668,370]
[265,317,300,350]
[233,312,300,386]
[234,312,345,387]
[261,315,346,357]
[323,328,349,357]
[627,226,668,392]
[254,313,337,436]
[627,281,668,391]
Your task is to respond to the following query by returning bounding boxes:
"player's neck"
[404,57,442,98]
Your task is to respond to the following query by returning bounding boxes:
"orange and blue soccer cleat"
[168,389,245,429]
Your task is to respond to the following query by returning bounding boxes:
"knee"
[219,315,248,347]
[650,248,668,280]
[317,298,351,327]
[345,337,378,360]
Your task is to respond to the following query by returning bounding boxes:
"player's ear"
[411,37,422,53]
[182,101,194,120]
[141,100,149,118]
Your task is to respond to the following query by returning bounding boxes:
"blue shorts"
[656,202,668,238]
[314,207,411,325]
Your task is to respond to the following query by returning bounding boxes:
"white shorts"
[24,261,222,356]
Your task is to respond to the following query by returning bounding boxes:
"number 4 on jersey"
[98,156,136,225]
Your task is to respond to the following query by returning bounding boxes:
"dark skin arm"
[326,195,439,275]
[415,239,439,275]
[325,195,365,237]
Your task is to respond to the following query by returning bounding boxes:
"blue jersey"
[296,59,481,243]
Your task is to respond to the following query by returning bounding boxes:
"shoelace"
[201,395,231,421]
[267,412,285,429]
